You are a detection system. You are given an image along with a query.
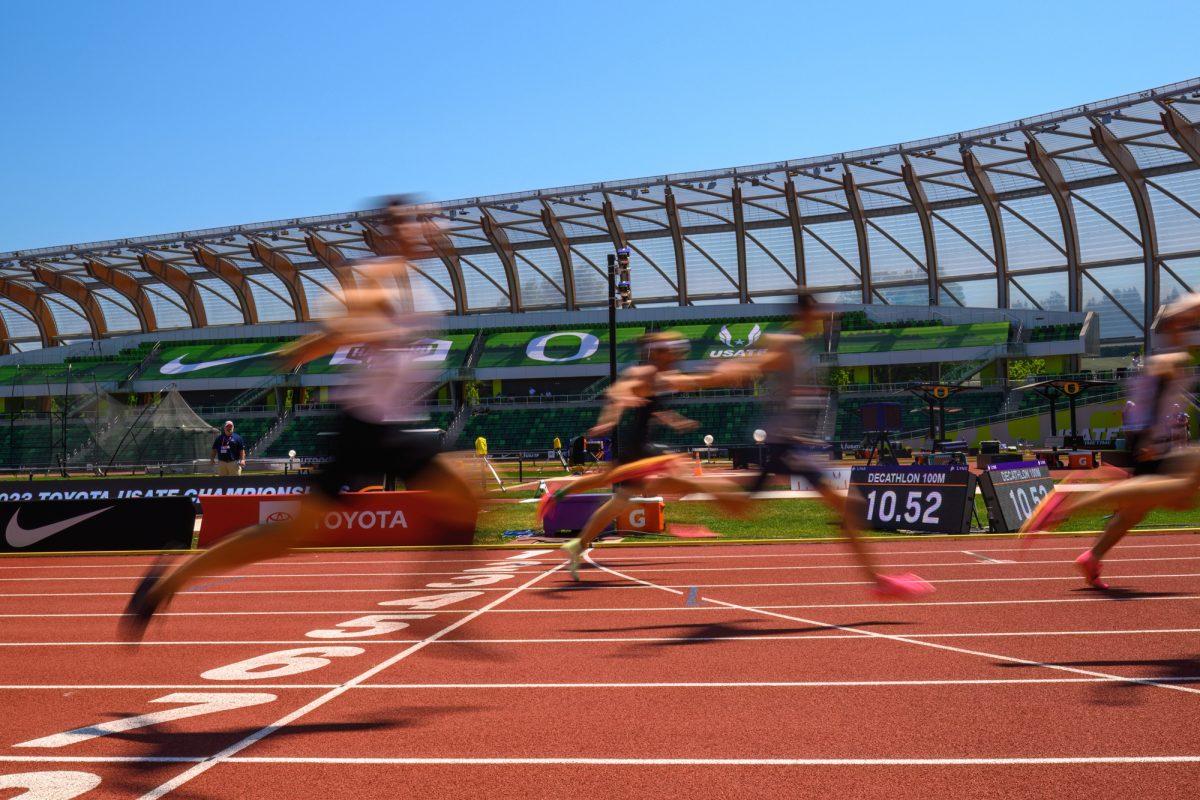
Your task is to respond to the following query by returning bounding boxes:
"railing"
[892,386,1129,441]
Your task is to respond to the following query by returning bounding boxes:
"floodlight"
[703,434,714,446]
[753,429,767,444]
[288,450,297,459]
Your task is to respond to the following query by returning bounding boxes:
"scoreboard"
[849,465,976,534]
[977,461,1054,533]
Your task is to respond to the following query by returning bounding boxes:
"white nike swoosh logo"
[160,350,281,375]
[5,507,115,548]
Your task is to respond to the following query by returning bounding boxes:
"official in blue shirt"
[211,420,247,477]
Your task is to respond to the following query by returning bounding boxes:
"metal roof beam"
[842,170,872,303]
[303,233,357,296]
[0,278,57,347]
[1091,121,1158,349]
[961,151,1009,308]
[137,252,207,328]
[899,157,939,304]
[732,185,750,303]
[478,211,521,312]
[661,192,688,305]
[84,259,157,333]
[1024,135,1081,311]
[247,237,309,322]
[189,244,258,324]
[1160,103,1200,167]
[540,201,577,311]
[784,178,806,289]
[30,266,106,339]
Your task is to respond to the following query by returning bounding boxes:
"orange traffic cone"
[692,450,703,477]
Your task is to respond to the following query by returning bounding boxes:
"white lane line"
[4,538,1200,572]
[586,553,1200,698]
[7,570,1200,598]
[8,552,1200,581]
[4,592,1200,618]
[3,754,1200,766]
[962,551,1013,564]
[7,627,1200,647]
[0,569,544,583]
[4,676,1200,690]
[134,559,563,800]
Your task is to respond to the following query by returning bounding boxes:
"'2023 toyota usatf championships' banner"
[0,497,197,553]
[0,475,312,503]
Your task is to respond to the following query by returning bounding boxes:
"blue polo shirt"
[212,432,246,462]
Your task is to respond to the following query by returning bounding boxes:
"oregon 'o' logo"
[1063,381,1080,396]
[933,386,949,399]
[526,332,600,363]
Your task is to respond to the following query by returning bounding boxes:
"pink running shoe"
[1075,550,1108,589]
[872,572,935,600]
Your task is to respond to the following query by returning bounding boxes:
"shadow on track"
[1069,586,1186,601]
[997,654,1200,706]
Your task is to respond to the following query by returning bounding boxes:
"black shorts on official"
[314,413,442,501]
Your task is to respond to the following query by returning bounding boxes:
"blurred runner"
[1020,294,1200,588]
[706,293,934,599]
[540,331,749,579]
[122,199,478,639]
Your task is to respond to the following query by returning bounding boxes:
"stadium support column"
[1091,121,1159,354]
[540,200,577,311]
[0,314,10,356]
[732,184,750,303]
[842,170,872,304]
[138,252,207,328]
[784,178,806,289]
[606,252,618,460]
[189,244,258,324]
[1024,135,1081,314]
[661,192,688,305]
[425,228,467,315]
[479,210,522,312]
[0,277,58,348]
[961,152,1008,309]
[900,156,939,305]
[32,266,107,340]
[85,258,157,333]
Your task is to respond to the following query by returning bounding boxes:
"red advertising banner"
[197,491,475,548]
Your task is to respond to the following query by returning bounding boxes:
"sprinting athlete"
[122,200,478,638]
[1020,295,1200,588]
[707,294,934,599]
[541,331,749,579]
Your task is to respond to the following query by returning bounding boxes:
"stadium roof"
[3,78,1200,352]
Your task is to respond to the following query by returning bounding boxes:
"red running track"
[3,534,1200,798]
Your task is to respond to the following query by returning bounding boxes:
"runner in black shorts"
[122,201,478,639]
[706,293,934,599]
[1020,294,1200,588]
[540,332,750,579]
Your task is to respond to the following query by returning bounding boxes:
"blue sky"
[2,0,1197,251]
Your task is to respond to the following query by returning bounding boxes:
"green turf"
[837,321,1009,354]
[472,494,1200,545]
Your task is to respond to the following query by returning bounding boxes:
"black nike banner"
[0,498,197,553]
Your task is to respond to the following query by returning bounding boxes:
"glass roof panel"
[568,241,616,306]
[932,205,995,276]
[745,226,796,295]
[513,247,567,308]
[1147,172,1200,255]
[458,251,509,311]
[1008,271,1069,311]
[625,236,677,301]
[940,277,997,308]
[865,213,926,283]
[1083,262,1145,340]
[682,232,739,295]
[802,220,860,288]
[93,290,139,332]
[246,273,295,322]
[1071,183,1142,262]
[195,278,246,325]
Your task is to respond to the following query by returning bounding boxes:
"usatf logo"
[708,323,767,359]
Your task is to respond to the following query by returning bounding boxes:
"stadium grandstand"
[2,78,1200,468]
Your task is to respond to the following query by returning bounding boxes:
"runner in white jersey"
[122,200,478,639]
[1020,294,1200,588]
